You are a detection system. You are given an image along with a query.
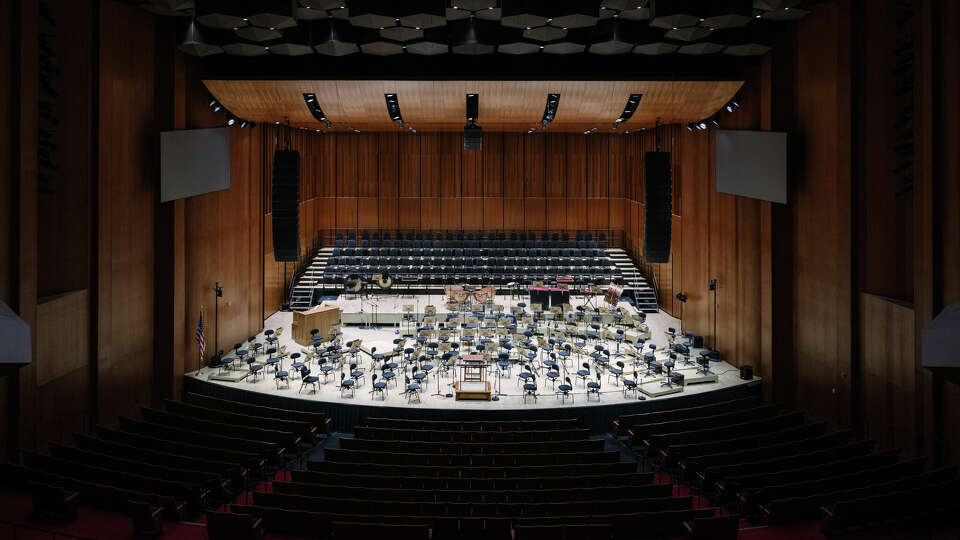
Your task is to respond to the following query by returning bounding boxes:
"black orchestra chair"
[289,352,304,379]
[298,367,318,393]
[349,362,365,387]
[608,360,625,386]
[273,365,289,389]
[522,374,538,404]
[556,376,574,403]
[339,372,355,398]
[545,367,560,389]
[586,377,601,401]
[623,370,639,399]
[370,373,386,400]
[576,363,591,387]
[319,357,335,383]
[405,375,421,404]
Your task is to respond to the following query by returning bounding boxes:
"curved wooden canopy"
[203,79,742,133]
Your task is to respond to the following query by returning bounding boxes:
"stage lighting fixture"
[613,93,643,129]
[697,121,708,130]
[687,123,695,131]
[226,115,236,126]
[384,93,403,126]
[711,116,720,126]
[303,93,332,129]
[239,120,248,128]
[541,93,560,129]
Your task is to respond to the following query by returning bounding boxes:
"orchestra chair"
[522,375,538,404]
[274,367,289,389]
[264,348,279,373]
[349,363,365,387]
[623,370,640,399]
[339,372,355,398]
[576,363,591,387]
[129,500,163,537]
[556,377,574,403]
[299,368,318,393]
[405,375,421,404]
[247,360,264,382]
[370,373,387,400]
[586,377,601,401]
[545,368,560,389]
[517,365,535,387]
[289,353,304,379]
[381,362,397,388]
[608,361,625,386]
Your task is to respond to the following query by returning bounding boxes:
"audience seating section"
[610,391,959,535]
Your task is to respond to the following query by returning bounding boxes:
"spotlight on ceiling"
[209,99,222,112]
[725,93,742,112]
[384,93,403,127]
[541,93,560,129]
[226,115,236,126]
[613,93,643,130]
[697,121,708,130]
[464,93,482,151]
[687,123,695,131]
[303,93,331,129]
[239,120,248,128]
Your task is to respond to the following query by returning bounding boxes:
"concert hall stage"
[186,295,760,433]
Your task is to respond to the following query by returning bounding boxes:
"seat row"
[323,448,620,466]
[289,470,653,491]
[338,436,605,455]
[353,425,590,443]
[364,417,580,431]
[225,505,716,540]
[251,491,693,518]
[610,389,960,534]
[272,480,672,504]
[333,247,607,258]
[335,230,608,248]
[306,458,637,478]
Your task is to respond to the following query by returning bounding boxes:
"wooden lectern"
[292,304,341,346]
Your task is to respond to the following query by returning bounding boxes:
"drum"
[377,272,393,289]
[604,284,623,306]
[344,274,364,293]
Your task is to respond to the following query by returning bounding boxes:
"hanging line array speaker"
[643,151,672,263]
[272,150,301,262]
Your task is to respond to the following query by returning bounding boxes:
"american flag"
[196,310,206,361]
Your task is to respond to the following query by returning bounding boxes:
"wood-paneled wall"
[260,128,632,316]
[95,0,159,425]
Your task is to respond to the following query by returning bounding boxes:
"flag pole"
[199,305,204,374]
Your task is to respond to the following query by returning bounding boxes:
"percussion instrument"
[475,286,496,303]
[344,274,364,293]
[376,272,393,289]
[605,284,623,306]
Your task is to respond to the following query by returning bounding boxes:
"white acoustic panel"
[161,127,231,202]
[715,129,788,204]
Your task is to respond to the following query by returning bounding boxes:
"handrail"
[0,519,97,540]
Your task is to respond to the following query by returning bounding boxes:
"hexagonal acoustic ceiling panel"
[126,0,813,58]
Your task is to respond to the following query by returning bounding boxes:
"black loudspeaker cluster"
[643,151,672,264]
[740,365,754,380]
[272,150,301,262]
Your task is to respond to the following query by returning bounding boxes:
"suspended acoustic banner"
[272,149,301,262]
[643,151,672,263]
